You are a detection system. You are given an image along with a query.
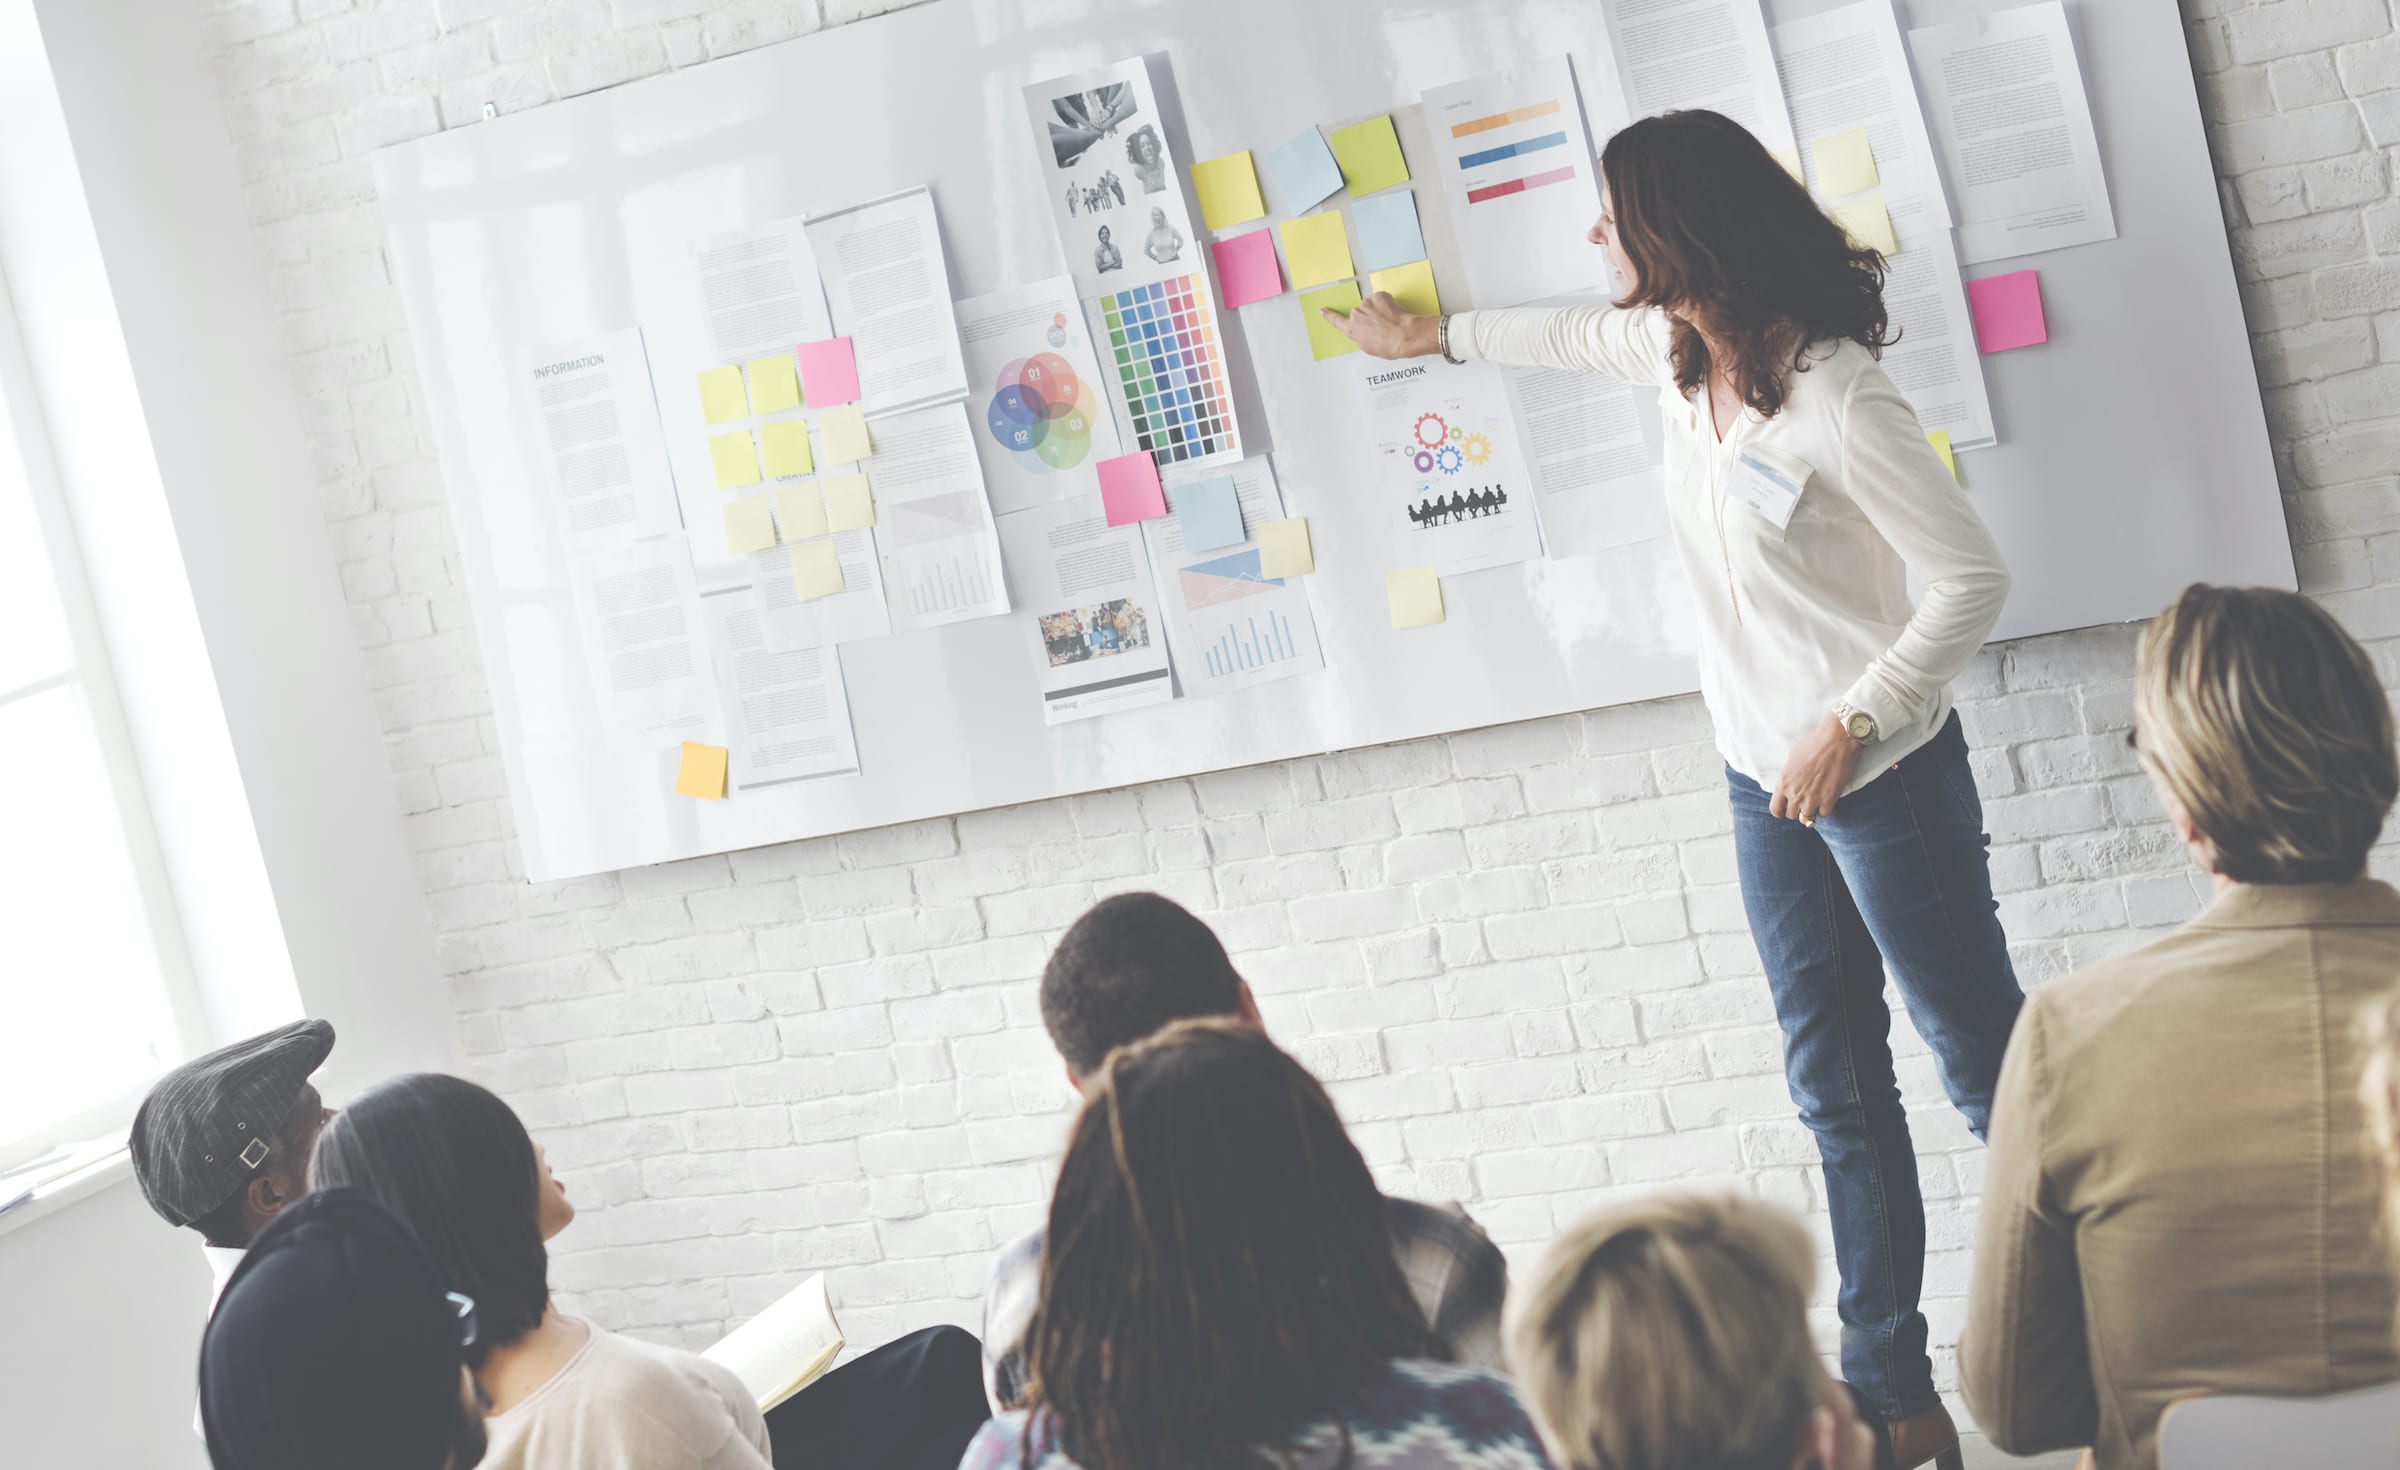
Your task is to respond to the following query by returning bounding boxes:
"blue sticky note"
[1175,475,1245,552]
[1353,192,1427,273]
[1263,127,1345,214]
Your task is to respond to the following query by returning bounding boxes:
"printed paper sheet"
[699,587,861,791]
[805,188,972,417]
[1357,357,1545,577]
[956,277,1125,517]
[1142,459,1324,697]
[1422,58,1611,309]
[525,329,683,555]
[858,403,1012,634]
[995,498,1175,725]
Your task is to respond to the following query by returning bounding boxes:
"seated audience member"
[311,1073,774,1470]
[129,1018,337,1310]
[1962,584,2400,1469]
[201,1187,488,1470]
[979,892,1509,1411]
[1506,1192,1878,1470]
[961,1018,1553,1470]
[313,1073,988,1470]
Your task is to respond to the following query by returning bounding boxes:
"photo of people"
[1039,599,1152,666]
[1143,206,1184,266]
[1026,60,1205,296]
[1126,125,1167,193]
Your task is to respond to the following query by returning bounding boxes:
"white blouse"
[1455,305,2010,795]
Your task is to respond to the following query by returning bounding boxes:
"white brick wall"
[192,0,2399,1390]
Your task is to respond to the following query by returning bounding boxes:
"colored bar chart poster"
[1424,59,1610,308]
[956,276,1125,517]
[1093,274,1242,470]
[1358,356,1545,577]
[1142,458,1324,698]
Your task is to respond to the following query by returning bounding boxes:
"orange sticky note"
[674,742,727,799]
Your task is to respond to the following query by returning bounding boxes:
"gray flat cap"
[129,1019,334,1228]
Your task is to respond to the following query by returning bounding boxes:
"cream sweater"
[479,1323,772,1470]
[1456,305,2009,793]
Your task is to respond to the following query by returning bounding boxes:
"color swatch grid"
[1099,275,1239,468]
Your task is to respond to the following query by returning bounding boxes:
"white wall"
[6,0,2394,1442]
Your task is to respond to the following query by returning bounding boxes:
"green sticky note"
[790,539,845,601]
[1257,518,1313,580]
[698,367,748,425]
[1279,211,1354,290]
[822,472,876,531]
[745,354,801,414]
[1386,565,1444,629]
[818,405,872,464]
[1301,282,1363,361]
[1369,259,1440,318]
[1329,114,1409,197]
[1831,193,1897,255]
[1190,150,1266,232]
[1811,127,1879,196]
[759,418,814,478]
[774,482,829,540]
[709,431,761,489]
[723,495,778,554]
[1927,431,1957,481]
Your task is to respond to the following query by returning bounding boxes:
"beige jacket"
[1962,880,2400,1469]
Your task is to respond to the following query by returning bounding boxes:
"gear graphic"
[1412,450,1436,473]
[1449,426,1464,442]
[1462,432,1492,465]
[1436,444,1464,475]
[1413,412,1448,448]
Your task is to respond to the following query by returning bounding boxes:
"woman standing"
[1331,109,2021,1470]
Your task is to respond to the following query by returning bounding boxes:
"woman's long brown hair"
[1601,109,1894,419]
[1021,1018,1443,1470]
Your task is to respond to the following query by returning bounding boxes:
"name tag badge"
[1728,450,1806,531]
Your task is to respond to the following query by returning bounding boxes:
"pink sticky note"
[1966,271,2047,354]
[1096,451,1167,526]
[795,337,862,405]
[1211,227,1285,310]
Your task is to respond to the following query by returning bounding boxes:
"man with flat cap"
[203,1187,489,1470]
[128,1018,336,1431]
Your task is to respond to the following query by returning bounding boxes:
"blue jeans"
[1728,712,2023,1422]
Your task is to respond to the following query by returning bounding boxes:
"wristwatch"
[1833,703,1877,744]
[1437,314,1466,365]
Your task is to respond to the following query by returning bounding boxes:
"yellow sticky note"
[745,354,801,415]
[1279,211,1355,290]
[1300,282,1363,361]
[1386,566,1444,629]
[698,367,748,425]
[1369,259,1440,318]
[1927,431,1957,481]
[823,472,876,531]
[1812,128,1880,196]
[759,418,815,478]
[674,742,727,800]
[722,494,778,554]
[1257,518,1314,580]
[1190,151,1266,232]
[791,538,845,601]
[1831,193,1897,256]
[709,431,761,489]
[774,482,829,540]
[1770,147,1805,183]
[1329,114,1410,197]
[818,404,872,464]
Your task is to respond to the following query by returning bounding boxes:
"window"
[0,270,198,1174]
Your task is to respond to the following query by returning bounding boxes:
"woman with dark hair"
[311,1074,774,1470]
[1329,109,2019,1470]
[961,1018,1550,1470]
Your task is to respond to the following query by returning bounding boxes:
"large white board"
[374,0,2291,881]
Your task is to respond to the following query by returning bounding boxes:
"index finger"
[1318,305,1358,339]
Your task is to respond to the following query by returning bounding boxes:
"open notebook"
[701,1274,845,1412]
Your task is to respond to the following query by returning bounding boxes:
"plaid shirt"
[978,1195,1510,1412]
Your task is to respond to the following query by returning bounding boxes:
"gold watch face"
[1846,712,1875,742]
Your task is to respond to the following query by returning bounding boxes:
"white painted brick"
[2227,0,2391,66]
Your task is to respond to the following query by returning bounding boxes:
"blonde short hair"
[2134,584,2396,884]
[1505,1193,1820,1470]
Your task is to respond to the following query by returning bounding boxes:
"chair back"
[2157,1380,2400,1470]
